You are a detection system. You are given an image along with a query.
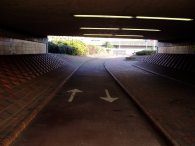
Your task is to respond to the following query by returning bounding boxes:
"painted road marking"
[67,89,83,102]
[100,89,119,103]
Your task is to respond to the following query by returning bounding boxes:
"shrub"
[136,50,156,56]
[88,45,97,55]
[96,46,106,54]
[48,42,59,53]
[68,40,88,56]
[103,42,113,48]
[48,39,88,56]
[87,45,106,55]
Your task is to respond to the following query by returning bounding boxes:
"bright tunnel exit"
[48,36,158,58]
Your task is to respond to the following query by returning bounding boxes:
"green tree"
[103,42,113,48]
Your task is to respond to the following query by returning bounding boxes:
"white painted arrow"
[67,89,83,102]
[100,89,119,103]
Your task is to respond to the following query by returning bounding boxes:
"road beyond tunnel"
[12,58,166,146]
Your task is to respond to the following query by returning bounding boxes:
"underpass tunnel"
[0,0,195,55]
[0,0,195,146]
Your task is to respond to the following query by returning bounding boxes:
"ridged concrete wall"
[158,42,195,54]
[0,29,47,55]
[0,38,47,55]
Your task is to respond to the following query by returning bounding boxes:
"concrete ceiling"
[0,0,195,41]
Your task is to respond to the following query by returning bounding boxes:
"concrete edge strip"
[0,84,56,128]
[133,64,195,88]
[104,62,180,146]
[0,60,87,146]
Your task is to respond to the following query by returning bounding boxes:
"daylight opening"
[48,36,157,58]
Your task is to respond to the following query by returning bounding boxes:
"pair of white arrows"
[67,89,119,103]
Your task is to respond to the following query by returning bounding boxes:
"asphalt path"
[12,58,166,146]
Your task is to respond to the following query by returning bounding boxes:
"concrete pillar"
[158,41,195,54]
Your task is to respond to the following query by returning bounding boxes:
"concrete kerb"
[0,61,88,146]
[104,62,180,146]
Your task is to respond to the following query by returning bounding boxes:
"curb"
[0,61,86,146]
[104,62,180,146]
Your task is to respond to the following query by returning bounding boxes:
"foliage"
[135,50,156,56]
[88,45,97,54]
[192,45,195,52]
[102,42,113,48]
[48,39,88,56]
[88,45,106,55]
[96,46,106,54]
[48,41,73,54]
[106,48,111,53]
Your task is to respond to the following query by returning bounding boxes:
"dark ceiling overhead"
[0,0,195,41]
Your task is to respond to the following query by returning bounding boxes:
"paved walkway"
[133,61,195,87]
[0,55,89,146]
[105,58,195,146]
[12,59,165,146]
